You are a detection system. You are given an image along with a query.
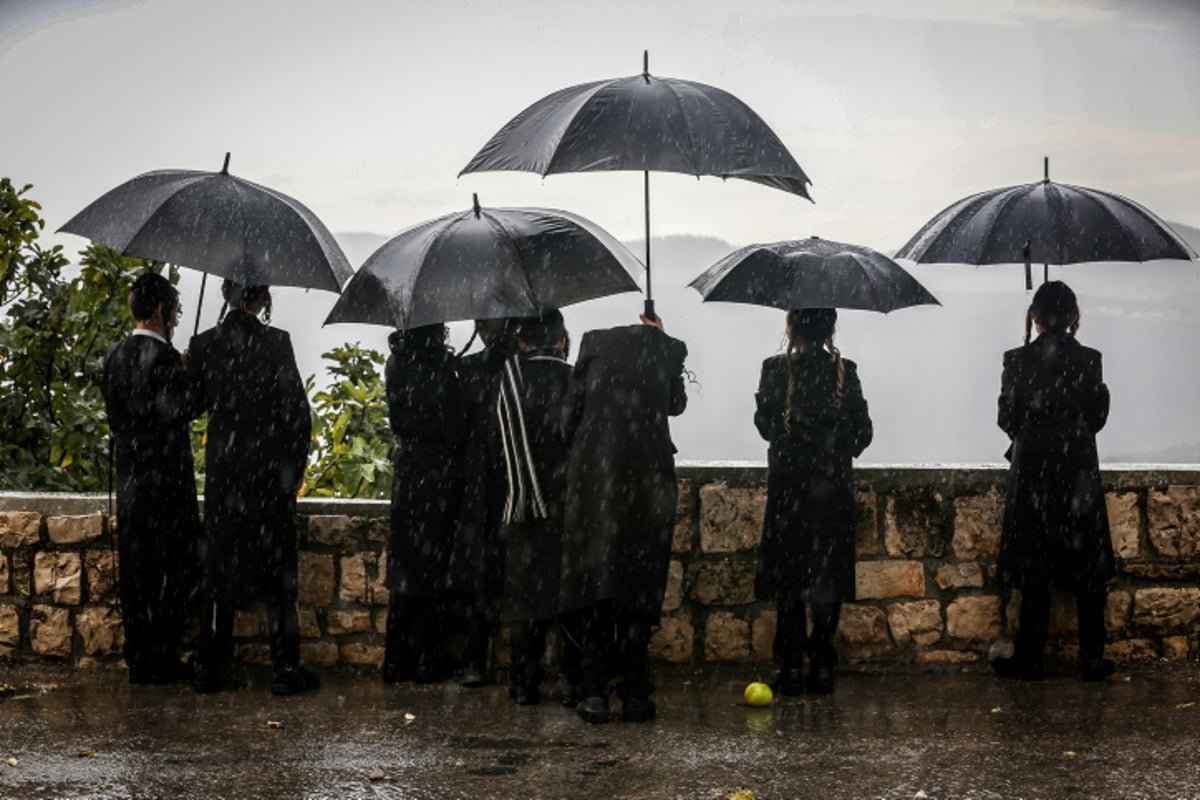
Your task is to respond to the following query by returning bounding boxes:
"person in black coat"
[754,308,872,695]
[993,280,1115,682]
[101,273,200,684]
[492,310,576,705]
[382,323,465,684]
[560,314,688,724]
[187,281,317,696]
[444,318,520,687]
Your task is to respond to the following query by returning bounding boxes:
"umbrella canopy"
[324,195,641,330]
[460,52,812,317]
[60,154,353,294]
[895,158,1196,287]
[689,236,940,313]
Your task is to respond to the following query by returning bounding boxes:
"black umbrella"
[689,236,939,313]
[324,195,640,330]
[461,52,812,319]
[896,157,1197,289]
[60,153,353,333]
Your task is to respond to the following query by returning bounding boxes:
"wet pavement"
[2,662,1199,800]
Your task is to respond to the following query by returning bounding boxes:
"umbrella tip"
[221,152,231,175]
[473,193,481,219]
[643,50,650,82]
[1043,155,1049,183]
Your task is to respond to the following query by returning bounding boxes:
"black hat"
[129,273,177,321]
[787,307,837,342]
[1031,280,1078,330]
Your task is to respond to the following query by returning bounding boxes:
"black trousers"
[196,600,300,674]
[1014,584,1107,665]
[774,598,842,668]
[384,592,445,673]
[118,537,192,676]
[561,601,654,701]
[509,620,547,686]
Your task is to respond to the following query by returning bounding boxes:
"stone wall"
[2,465,1199,672]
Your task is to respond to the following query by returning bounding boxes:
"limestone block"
[237,644,271,665]
[233,610,263,638]
[33,552,82,605]
[76,606,124,655]
[661,560,684,613]
[0,553,8,594]
[934,563,984,590]
[885,490,945,558]
[887,600,944,647]
[1162,635,1190,662]
[0,605,20,652]
[298,552,335,606]
[1146,486,1200,558]
[1105,492,1140,559]
[301,641,340,667]
[299,607,321,640]
[326,609,372,635]
[370,550,388,607]
[30,604,71,657]
[915,649,979,665]
[1121,563,1200,581]
[0,511,42,548]
[1105,591,1132,636]
[673,479,695,554]
[1106,638,1159,664]
[305,515,356,548]
[46,513,104,545]
[703,611,751,662]
[339,553,370,604]
[855,561,925,600]
[855,490,879,558]
[85,551,118,603]
[686,561,757,606]
[698,483,764,553]
[951,491,1002,559]
[341,642,385,667]
[1132,588,1200,633]
[836,604,889,646]
[751,610,777,660]
[945,596,1001,641]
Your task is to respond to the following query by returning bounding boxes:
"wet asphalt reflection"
[2,663,1198,799]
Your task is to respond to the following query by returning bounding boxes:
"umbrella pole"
[643,170,655,320]
[193,271,208,338]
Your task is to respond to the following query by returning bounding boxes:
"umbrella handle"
[1022,242,1032,292]
[644,298,656,321]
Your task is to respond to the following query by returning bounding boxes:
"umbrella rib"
[661,79,704,176]
[1067,185,1142,263]
[483,211,539,308]
[545,80,619,175]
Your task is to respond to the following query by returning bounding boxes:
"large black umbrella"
[461,52,812,318]
[896,158,1196,289]
[324,195,640,330]
[689,236,939,313]
[60,153,353,332]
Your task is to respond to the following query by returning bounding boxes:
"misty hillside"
[232,228,1200,466]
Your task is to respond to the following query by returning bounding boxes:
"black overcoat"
[998,331,1114,592]
[493,348,571,622]
[187,311,311,604]
[445,344,507,595]
[560,325,688,618]
[384,332,465,597]
[102,333,201,602]
[754,350,872,605]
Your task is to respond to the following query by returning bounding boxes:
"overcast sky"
[3,0,1200,465]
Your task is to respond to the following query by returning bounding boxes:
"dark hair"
[783,307,843,428]
[220,279,272,324]
[1025,280,1079,344]
[129,273,178,322]
[396,323,449,349]
[517,308,566,349]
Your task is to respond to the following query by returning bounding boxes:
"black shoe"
[191,661,222,694]
[454,664,487,688]
[775,666,804,697]
[576,695,611,724]
[622,697,657,723]
[271,666,320,696]
[510,681,542,706]
[992,656,1046,681]
[561,681,584,708]
[1081,658,1116,683]
[808,665,835,695]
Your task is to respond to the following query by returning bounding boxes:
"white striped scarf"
[496,353,565,524]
